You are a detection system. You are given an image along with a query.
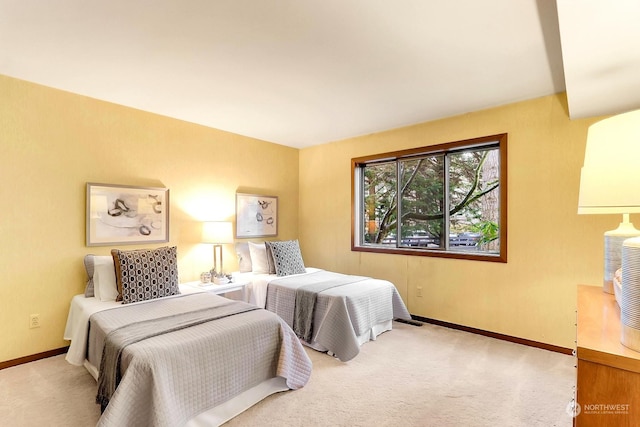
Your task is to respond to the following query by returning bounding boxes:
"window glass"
[448,148,500,254]
[399,156,444,249]
[363,162,397,244]
[352,134,507,262]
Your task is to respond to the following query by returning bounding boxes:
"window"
[352,134,507,262]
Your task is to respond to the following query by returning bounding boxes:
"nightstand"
[182,280,249,301]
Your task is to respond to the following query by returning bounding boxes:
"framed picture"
[86,183,169,246]
[236,193,278,238]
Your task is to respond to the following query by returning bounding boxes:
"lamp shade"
[578,109,640,214]
[202,221,233,244]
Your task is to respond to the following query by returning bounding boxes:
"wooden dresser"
[575,285,640,426]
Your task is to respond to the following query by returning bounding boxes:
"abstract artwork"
[86,183,169,246]
[235,193,278,238]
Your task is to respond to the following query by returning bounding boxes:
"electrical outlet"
[29,314,41,329]
[416,287,423,297]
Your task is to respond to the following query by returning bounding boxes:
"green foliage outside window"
[355,134,506,261]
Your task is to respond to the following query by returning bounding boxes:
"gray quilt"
[267,270,411,362]
[292,271,368,341]
[89,293,312,427]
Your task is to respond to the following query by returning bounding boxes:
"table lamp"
[577,109,640,295]
[202,221,234,277]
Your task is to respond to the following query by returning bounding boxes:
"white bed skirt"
[305,319,393,353]
[186,377,288,427]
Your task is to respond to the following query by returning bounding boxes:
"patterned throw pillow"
[111,246,180,304]
[266,240,306,276]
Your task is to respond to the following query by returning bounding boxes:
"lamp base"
[621,237,640,352]
[604,217,640,294]
[621,324,640,353]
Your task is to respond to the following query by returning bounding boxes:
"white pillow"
[235,242,252,273]
[248,242,269,273]
[93,256,118,301]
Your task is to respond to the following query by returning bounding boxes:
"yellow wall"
[299,93,623,349]
[0,75,299,363]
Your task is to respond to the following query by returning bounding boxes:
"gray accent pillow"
[235,242,252,273]
[267,240,306,276]
[265,243,277,274]
[111,246,180,304]
[83,255,96,297]
[83,254,116,298]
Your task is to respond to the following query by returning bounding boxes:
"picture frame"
[235,193,278,238]
[86,182,169,246]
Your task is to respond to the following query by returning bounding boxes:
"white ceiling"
[1,1,638,148]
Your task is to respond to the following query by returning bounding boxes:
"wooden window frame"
[351,133,507,263]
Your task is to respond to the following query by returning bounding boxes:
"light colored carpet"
[0,321,575,426]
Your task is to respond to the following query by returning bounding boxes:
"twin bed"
[236,267,411,361]
[65,247,312,427]
[235,240,411,362]
[65,241,410,426]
